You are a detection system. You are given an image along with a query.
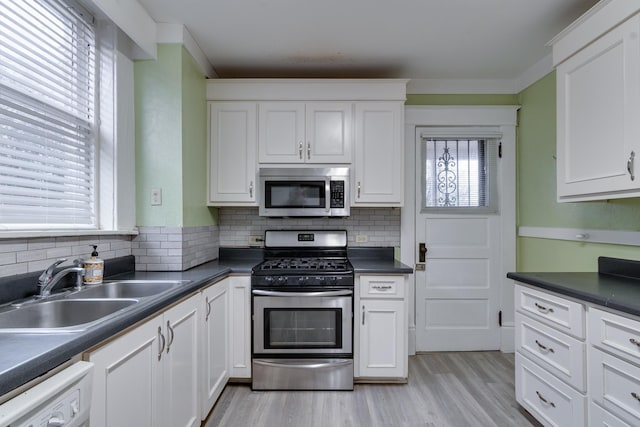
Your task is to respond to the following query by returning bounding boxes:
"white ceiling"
[138,0,599,87]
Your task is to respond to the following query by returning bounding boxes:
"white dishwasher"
[0,361,94,427]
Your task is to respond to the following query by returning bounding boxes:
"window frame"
[419,128,501,215]
[0,3,136,238]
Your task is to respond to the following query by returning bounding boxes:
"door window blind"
[421,137,499,213]
[0,0,97,229]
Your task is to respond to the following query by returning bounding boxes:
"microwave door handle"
[252,289,353,297]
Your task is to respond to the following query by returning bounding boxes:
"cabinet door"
[305,102,352,163]
[86,318,162,427]
[359,298,406,378]
[200,282,229,419]
[208,102,257,204]
[354,102,404,205]
[556,15,640,201]
[258,102,305,163]
[228,276,251,378]
[163,294,200,427]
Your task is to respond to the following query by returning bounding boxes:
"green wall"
[406,94,518,105]
[134,44,216,227]
[515,72,640,271]
[181,47,217,226]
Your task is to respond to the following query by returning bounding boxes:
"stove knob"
[277,276,286,284]
[298,277,307,284]
[265,276,274,284]
[328,276,338,284]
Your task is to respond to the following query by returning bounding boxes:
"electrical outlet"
[355,235,368,243]
[248,235,264,246]
[150,188,162,206]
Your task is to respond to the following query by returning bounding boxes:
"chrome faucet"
[37,258,86,298]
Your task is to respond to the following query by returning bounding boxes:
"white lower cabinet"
[200,281,229,420]
[514,284,586,426]
[588,307,640,426]
[86,293,200,427]
[590,401,634,427]
[516,353,587,426]
[356,275,407,379]
[228,276,251,378]
[515,284,640,426]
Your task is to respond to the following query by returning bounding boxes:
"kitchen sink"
[70,280,185,299]
[0,299,138,333]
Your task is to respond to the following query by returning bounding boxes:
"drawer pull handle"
[534,302,554,314]
[632,392,640,401]
[536,391,556,408]
[535,340,555,353]
[372,285,392,291]
[630,338,640,347]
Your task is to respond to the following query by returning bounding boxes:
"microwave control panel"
[330,181,345,208]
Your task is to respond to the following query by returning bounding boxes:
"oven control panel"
[252,274,353,289]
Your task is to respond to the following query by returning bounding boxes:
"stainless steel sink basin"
[71,280,185,299]
[0,299,138,333]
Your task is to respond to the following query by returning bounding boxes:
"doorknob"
[419,243,427,262]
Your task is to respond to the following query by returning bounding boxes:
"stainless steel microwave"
[258,167,350,217]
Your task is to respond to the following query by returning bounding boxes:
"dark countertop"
[0,247,411,397]
[507,257,640,318]
[348,247,414,274]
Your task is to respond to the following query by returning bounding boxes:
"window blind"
[421,137,499,213]
[0,0,97,229]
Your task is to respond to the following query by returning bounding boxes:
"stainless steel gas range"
[251,230,354,391]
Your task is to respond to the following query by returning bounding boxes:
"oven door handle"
[251,289,353,297]
[253,359,353,369]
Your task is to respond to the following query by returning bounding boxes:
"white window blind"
[421,135,499,214]
[0,0,97,229]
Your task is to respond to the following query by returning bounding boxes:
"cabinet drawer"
[515,353,586,427]
[590,402,633,427]
[588,307,640,365]
[515,312,586,392]
[589,348,640,425]
[515,285,585,339]
[359,275,404,298]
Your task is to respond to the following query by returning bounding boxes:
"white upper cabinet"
[206,79,407,206]
[353,102,404,206]
[259,102,352,164]
[552,2,640,202]
[208,102,257,205]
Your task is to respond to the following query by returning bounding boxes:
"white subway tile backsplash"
[0,235,133,279]
[218,207,400,247]
[0,253,17,266]
[132,225,219,272]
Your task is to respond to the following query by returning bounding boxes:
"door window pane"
[422,138,498,213]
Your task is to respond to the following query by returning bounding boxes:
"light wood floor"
[204,352,541,427]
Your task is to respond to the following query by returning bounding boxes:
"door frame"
[402,106,519,354]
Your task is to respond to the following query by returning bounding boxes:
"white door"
[415,133,502,351]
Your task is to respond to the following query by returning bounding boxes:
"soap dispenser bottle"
[83,245,104,284]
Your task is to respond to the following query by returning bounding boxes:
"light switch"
[151,188,162,205]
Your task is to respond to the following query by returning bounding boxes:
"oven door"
[252,289,353,355]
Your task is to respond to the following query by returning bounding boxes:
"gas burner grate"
[259,257,350,272]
